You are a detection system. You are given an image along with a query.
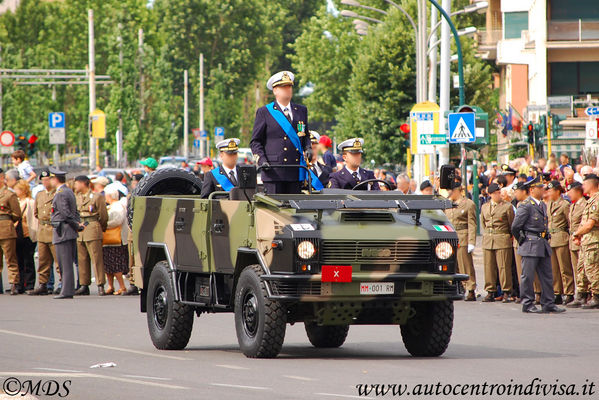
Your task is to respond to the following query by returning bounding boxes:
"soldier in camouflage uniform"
[566,181,589,308]
[445,181,477,301]
[480,183,514,302]
[573,174,599,309]
[546,180,574,305]
[0,168,22,295]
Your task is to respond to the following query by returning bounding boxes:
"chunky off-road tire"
[234,265,286,358]
[400,300,453,357]
[128,167,203,228]
[147,261,194,350]
[304,322,349,348]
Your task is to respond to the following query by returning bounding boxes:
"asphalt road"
[1,243,599,400]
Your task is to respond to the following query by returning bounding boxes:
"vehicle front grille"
[341,212,395,222]
[433,280,462,296]
[321,240,432,264]
[269,281,322,297]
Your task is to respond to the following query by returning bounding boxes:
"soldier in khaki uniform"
[0,168,22,295]
[74,175,108,296]
[445,181,477,301]
[546,180,574,304]
[573,174,599,309]
[480,183,515,302]
[28,169,57,295]
[566,181,589,308]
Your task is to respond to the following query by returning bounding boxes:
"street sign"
[586,120,598,140]
[214,126,225,140]
[193,139,201,148]
[0,130,15,147]
[192,128,201,139]
[89,109,106,139]
[585,107,599,117]
[527,104,547,112]
[200,130,208,138]
[49,112,66,145]
[448,112,476,143]
[409,102,440,155]
[419,134,446,145]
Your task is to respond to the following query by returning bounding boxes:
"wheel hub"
[153,286,168,330]
[242,291,258,337]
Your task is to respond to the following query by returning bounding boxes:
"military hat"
[420,180,433,191]
[39,168,50,179]
[567,181,583,191]
[48,166,66,179]
[309,130,320,144]
[584,173,599,181]
[266,71,294,90]
[546,180,563,191]
[527,176,544,188]
[488,183,500,194]
[500,164,517,175]
[338,138,364,153]
[132,173,144,182]
[514,181,529,191]
[216,138,240,154]
[541,172,552,182]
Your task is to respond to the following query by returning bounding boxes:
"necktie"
[283,107,291,123]
[352,171,359,183]
[229,170,238,186]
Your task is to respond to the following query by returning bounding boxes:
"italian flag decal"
[433,225,454,232]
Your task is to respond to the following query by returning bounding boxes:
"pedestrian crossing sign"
[448,112,475,143]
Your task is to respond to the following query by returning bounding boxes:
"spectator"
[318,135,336,170]
[14,179,37,294]
[6,169,20,190]
[92,176,110,194]
[102,187,129,295]
[11,150,37,190]
[140,157,158,175]
[105,172,128,196]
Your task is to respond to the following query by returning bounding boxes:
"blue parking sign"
[49,112,65,129]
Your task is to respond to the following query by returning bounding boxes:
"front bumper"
[262,272,469,301]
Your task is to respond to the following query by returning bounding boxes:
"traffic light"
[400,123,410,140]
[550,112,565,138]
[526,123,534,144]
[15,135,27,151]
[27,134,38,158]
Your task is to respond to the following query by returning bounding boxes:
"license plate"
[360,282,394,295]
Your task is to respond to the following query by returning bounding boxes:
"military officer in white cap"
[201,138,242,198]
[250,70,311,194]
[328,138,380,191]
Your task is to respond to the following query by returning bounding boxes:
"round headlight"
[297,241,316,260]
[435,242,453,260]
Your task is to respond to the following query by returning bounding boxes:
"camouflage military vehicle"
[130,166,467,358]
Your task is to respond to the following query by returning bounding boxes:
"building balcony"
[475,28,502,59]
[547,20,599,48]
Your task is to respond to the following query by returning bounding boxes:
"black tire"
[304,322,349,348]
[234,265,286,358]
[146,261,194,350]
[128,167,203,228]
[400,300,453,357]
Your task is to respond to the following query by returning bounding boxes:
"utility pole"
[138,29,145,124]
[88,9,96,172]
[438,0,451,168]
[428,6,438,102]
[199,54,205,158]
[117,23,123,168]
[0,45,3,133]
[183,69,189,159]
[414,0,428,184]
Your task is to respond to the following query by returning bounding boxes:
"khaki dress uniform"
[580,193,599,298]
[445,196,477,291]
[0,186,22,284]
[34,189,57,284]
[76,190,108,286]
[548,197,574,296]
[569,197,588,294]
[481,200,515,294]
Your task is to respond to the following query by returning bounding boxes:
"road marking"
[33,368,83,373]
[0,372,188,390]
[211,383,270,390]
[215,364,249,370]
[0,329,191,361]
[122,375,171,381]
[283,375,317,381]
[315,393,373,399]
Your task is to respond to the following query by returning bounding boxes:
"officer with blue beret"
[328,138,380,191]
[250,71,310,195]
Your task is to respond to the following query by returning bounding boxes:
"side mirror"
[238,165,257,189]
[439,165,455,190]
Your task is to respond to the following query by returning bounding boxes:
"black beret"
[546,180,562,191]
[450,181,462,190]
[541,172,552,182]
[133,173,144,182]
[420,180,433,191]
[514,181,529,191]
[488,183,500,194]
[567,181,583,191]
[74,175,90,183]
[39,168,50,179]
[584,173,599,181]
